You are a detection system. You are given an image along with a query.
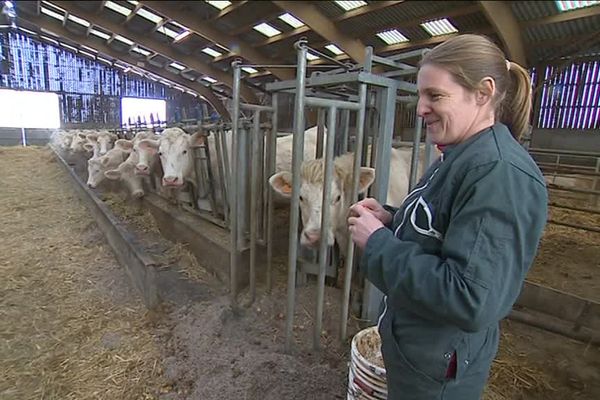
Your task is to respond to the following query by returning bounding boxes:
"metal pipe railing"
[249,110,261,304]
[266,93,278,293]
[284,39,308,353]
[230,61,241,308]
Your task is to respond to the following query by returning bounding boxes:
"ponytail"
[501,61,532,141]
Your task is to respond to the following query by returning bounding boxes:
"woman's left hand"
[348,204,385,250]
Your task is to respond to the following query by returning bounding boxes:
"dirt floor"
[1,146,599,400]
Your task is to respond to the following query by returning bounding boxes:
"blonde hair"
[419,34,532,141]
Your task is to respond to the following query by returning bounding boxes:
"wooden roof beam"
[212,1,248,20]
[140,1,294,80]
[479,1,527,66]
[273,1,366,63]
[51,1,258,102]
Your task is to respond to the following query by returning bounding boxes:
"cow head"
[104,161,144,198]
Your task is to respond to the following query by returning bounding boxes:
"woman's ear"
[476,77,496,105]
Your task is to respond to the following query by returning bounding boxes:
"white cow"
[84,131,118,158]
[86,143,131,189]
[69,131,90,155]
[269,146,430,252]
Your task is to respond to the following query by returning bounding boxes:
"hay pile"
[0,146,167,399]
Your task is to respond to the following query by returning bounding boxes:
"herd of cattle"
[50,127,427,249]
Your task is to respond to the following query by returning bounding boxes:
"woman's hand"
[350,198,393,225]
[347,202,386,250]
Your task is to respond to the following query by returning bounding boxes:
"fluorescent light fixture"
[325,44,344,55]
[334,1,367,11]
[306,52,319,61]
[97,56,112,65]
[81,45,98,53]
[376,29,409,45]
[174,30,191,42]
[201,76,218,84]
[40,35,59,45]
[18,27,37,35]
[158,26,179,39]
[186,90,198,97]
[90,28,111,40]
[205,1,231,10]
[105,1,132,16]
[60,43,78,52]
[114,35,134,46]
[278,13,304,28]
[40,6,63,21]
[242,66,258,74]
[80,50,96,58]
[127,0,139,5]
[253,22,281,37]
[136,7,163,24]
[555,1,599,11]
[202,47,223,58]
[420,18,458,36]
[175,86,186,92]
[132,46,151,56]
[170,62,186,71]
[67,14,90,27]
[114,63,128,70]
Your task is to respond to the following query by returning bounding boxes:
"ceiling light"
[334,1,367,11]
[242,66,258,74]
[376,29,410,45]
[420,18,458,36]
[18,27,37,35]
[79,50,96,58]
[67,14,90,27]
[253,22,281,37]
[555,1,599,11]
[158,26,179,39]
[306,52,319,61]
[90,28,111,40]
[114,35,134,46]
[278,13,304,28]
[325,44,344,55]
[136,8,162,24]
[202,47,223,58]
[97,56,112,65]
[81,45,98,53]
[174,30,191,42]
[170,62,186,71]
[202,76,218,84]
[132,46,151,56]
[205,1,231,10]
[40,6,63,21]
[105,1,132,17]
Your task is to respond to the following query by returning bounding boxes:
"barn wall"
[0,31,211,129]
[531,129,600,153]
[0,128,54,146]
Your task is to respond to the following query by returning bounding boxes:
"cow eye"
[158,152,162,156]
[182,150,187,155]
[334,195,341,203]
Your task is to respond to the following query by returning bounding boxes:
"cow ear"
[86,134,98,142]
[190,132,206,148]
[119,161,134,173]
[83,143,95,151]
[115,139,133,151]
[104,169,121,180]
[269,172,293,198]
[78,133,87,139]
[138,139,159,154]
[357,167,375,194]
[101,157,110,166]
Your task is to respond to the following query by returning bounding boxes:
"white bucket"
[347,326,388,400]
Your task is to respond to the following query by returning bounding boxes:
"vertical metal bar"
[266,93,278,293]
[340,83,367,341]
[361,85,396,324]
[238,124,248,250]
[315,105,337,350]
[285,39,307,353]
[316,108,325,158]
[409,116,423,191]
[220,125,231,224]
[21,127,27,147]
[213,128,229,222]
[249,110,261,304]
[340,108,350,154]
[230,61,241,307]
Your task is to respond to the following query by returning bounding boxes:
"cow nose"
[303,230,320,245]
[87,183,95,189]
[163,176,179,184]
[136,165,149,174]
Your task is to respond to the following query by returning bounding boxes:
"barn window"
[0,89,60,128]
[121,97,166,127]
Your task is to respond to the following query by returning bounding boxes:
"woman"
[347,34,548,399]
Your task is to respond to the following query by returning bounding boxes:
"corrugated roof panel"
[524,14,600,42]
[511,1,558,21]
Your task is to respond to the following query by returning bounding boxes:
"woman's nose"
[416,98,429,117]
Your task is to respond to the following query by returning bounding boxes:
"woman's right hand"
[350,197,393,226]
